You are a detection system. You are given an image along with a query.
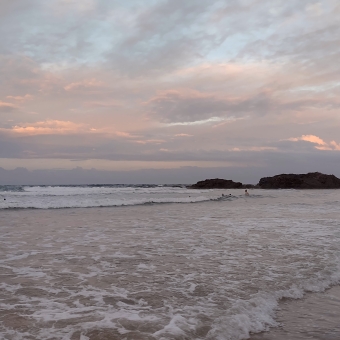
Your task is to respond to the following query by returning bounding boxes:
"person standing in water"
[245,189,249,196]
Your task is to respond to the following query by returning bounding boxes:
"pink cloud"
[64,79,104,91]
[135,139,166,144]
[0,101,17,109]
[1,120,88,135]
[6,94,33,101]
[84,101,121,108]
[288,135,326,145]
[175,133,193,137]
[329,141,340,151]
[1,121,146,138]
[288,134,340,151]
[115,131,140,138]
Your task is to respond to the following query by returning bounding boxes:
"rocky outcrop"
[258,172,340,189]
[188,172,340,190]
[188,178,243,189]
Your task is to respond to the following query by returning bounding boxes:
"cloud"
[0,101,17,112]
[145,89,274,123]
[165,117,225,126]
[115,131,139,138]
[6,94,33,101]
[1,120,88,135]
[288,135,326,145]
[0,121,142,139]
[329,141,340,151]
[84,101,121,108]
[288,134,340,151]
[55,0,96,13]
[135,139,166,145]
[64,79,104,91]
[230,147,277,152]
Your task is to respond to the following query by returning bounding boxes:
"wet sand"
[251,285,340,340]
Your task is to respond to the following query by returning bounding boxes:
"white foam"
[0,185,219,209]
[154,314,197,338]
[12,266,48,278]
[137,263,156,271]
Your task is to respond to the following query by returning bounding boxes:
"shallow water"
[251,285,340,340]
[0,188,340,339]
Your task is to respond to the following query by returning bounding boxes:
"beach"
[0,186,340,339]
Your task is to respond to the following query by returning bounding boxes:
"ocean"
[0,185,340,340]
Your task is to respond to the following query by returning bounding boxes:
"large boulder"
[188,178,243,189]
[258,172,340,189]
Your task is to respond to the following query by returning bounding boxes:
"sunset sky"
[1,0,340,181]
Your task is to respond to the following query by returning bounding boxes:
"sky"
[1,0,340,183]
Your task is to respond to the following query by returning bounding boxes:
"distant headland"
[188,172,340,189]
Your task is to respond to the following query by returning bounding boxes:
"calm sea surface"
[0,186,340,339]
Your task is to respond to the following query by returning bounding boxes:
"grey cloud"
[146,90,307,123]
[146,91,237,123]
[106,0,221,74]
[236,4,340,75]
[1,0,339,77]
[114,0,318,75]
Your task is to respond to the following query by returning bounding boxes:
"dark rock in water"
[188,178,243,189]
[188,172,340,190]
[258,172,340,189]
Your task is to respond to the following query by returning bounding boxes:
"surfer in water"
[245,189,249,196]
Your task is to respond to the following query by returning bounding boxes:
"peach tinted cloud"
[1,120,142,139]
[288,135,340,151]
[2,120,87,135]
[64,79,105,91]
[6,94,33,101]
[0,101,17,112]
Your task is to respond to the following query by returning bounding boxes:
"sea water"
[0,186,340,339]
